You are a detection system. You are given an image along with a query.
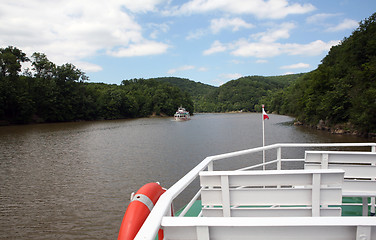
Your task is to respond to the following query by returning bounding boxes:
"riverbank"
[294,120,376,139]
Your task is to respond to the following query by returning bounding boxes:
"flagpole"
[262,105,265,170]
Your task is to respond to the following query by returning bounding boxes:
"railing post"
[356,226,371,240]
[277,147,282,170]
[221,175,231,217]
[208,161,213,171]
[312,173,321,217]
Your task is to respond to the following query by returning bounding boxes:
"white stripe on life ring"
[131,194,154,212]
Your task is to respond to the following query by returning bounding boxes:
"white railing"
[134,142,376,240]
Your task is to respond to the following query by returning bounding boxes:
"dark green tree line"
[0,47,193,124]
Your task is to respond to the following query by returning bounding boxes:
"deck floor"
[175,198,372,217]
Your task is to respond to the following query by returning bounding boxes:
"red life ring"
[118,182,166,240]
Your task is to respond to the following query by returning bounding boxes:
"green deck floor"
[176,198,375,217]
[341,197,374,216]
[155,198,373,240]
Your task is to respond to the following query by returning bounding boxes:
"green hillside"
[265,13,376,134]
[153,77,216,100]
[156,74,303,113]
[153,77,217,111]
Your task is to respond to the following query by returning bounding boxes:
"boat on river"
[174,107,190,121]
[118,143,376,240]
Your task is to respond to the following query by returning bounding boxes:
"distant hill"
[155,74,303,113]
[199,74,303,112]
[153,77,216,100]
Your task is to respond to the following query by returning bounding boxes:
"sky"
[1,0,375,86]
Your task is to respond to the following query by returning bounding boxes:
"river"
[0,113,369,239]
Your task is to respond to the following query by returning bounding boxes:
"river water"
[0,113,369,239]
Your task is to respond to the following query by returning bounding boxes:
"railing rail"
[134,142,376,240]
[178,189,201,217]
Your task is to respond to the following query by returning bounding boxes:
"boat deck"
[133,143,376,240]
[176,198,374,218]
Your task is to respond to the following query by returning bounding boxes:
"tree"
[0,46,32,122]
[31,52,56,79]
[55,63,88,83]
[0,46,29,78]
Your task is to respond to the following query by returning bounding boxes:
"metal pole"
[262,105,265,170]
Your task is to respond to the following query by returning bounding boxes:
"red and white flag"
[262,105,269,120]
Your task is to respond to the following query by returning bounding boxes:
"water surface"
[0,113,368,239]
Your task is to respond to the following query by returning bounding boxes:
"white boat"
[119,143,376,240]
[174,106,190,121]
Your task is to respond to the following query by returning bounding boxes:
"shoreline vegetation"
[1,13,375,137]
[293,120,376,138]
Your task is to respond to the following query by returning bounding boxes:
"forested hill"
[153,77,216,100]
[196,74,303,112]
[156,74,303,113]
[264,12,376,134]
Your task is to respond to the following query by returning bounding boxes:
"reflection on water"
[0,113,369,239]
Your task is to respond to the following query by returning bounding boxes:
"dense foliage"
[199,75,302,112]
[154,77,216,100]
[263,13,376,133]
[158,74,302,113]
[0,48,193,124]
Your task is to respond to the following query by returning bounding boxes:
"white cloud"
[284,40,340,56]
[149,23,170,39]
[0,0,169,71]
[167,65,195,74]
[203,20,339,59]
[186,29,207,40]
[108,41,170,57]
[121,0,165,13]
[188,17,253,40]
[220,73,243,80]
[306,14,358,32]
[165,0,315,19]
[281,63,310,69]
[203,40,228,55]
[210,17,254,34]
[306,13,341,24]
[74,62,104,73]
[326,18,359,32]
[230,39,339,58]
[231,41,282,58]
[252,22,295,43]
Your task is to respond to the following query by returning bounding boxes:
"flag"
[262,105,269,120]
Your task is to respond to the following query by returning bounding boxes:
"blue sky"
[1,0,375,86]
